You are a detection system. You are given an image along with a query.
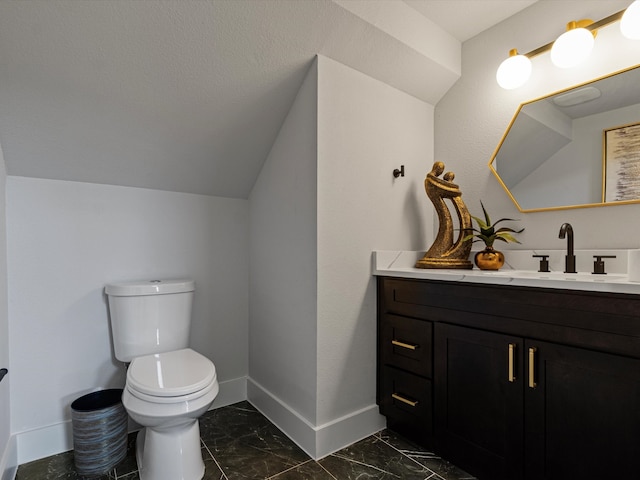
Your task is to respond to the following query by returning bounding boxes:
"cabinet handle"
[529,347,537,388]
[508,343,516,382]
[391,339,419,350]
[392,393,419,407]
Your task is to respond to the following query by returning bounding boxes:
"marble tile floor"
[16,401,476,480]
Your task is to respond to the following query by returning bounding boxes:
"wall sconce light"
[621,0,640,39]
[550,20,596,68]
[496,2,640,89]
[496,49,532,89]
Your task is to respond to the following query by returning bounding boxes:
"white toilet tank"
[105,279,195,362]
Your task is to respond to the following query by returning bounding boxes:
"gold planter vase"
[474,247,505,271]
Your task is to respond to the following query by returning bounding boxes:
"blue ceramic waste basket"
[71,389,128,477]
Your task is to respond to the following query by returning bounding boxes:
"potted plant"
[463,201,524,270]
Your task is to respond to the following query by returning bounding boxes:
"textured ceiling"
[0,0,536,198]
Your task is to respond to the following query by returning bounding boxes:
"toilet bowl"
[106,279,219,480]
[122,348,219,480]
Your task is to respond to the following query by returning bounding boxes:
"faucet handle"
[593,255,616,275]
[532,255,550,272]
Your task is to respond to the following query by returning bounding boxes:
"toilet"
[105,279,219,480]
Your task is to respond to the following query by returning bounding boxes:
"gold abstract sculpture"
[416,162,473,269]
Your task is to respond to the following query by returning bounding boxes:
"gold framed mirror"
[489,63,640,213]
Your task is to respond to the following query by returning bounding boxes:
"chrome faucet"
[558,223,576,273]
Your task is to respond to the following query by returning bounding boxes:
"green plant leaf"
[491,217,521,227]
[470,215,488,230]
[495,226,525,234]
[496,232,522,243]
[467,201,523,247]
[480,201,491,226]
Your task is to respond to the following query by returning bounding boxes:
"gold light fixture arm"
[522,9,625,60]
[497,7,634,89]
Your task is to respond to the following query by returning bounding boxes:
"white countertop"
[373,250,640,295]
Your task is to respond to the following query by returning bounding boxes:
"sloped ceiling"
[0,0,536,198]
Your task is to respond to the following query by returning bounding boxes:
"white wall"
[316,55,433,426]
[7,177,248,463]
[0,144,13,480]
[249,58,319,425]
[436,0,640,250]
[249,55,434,458]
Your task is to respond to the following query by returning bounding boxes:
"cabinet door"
[525,340,640,479]
[435,323,524,480]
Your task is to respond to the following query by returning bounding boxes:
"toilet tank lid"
[105,279,195,296]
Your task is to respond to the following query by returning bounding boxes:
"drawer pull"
[529,347,537,389]
[391,339,419,350]
[391,393,419,407]
[508,343,516,383]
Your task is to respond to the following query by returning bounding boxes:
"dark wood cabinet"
[378,313,434,445]
[524,339,640,479]
[377,276,640,480]
[434,323,523,480]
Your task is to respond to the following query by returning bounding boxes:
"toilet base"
[136,421,205,480]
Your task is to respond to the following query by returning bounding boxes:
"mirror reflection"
[490,64,640,212]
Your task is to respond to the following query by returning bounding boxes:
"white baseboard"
[16,421,72,466]
[314,402,387,459]
[14,376,248,467]
[247,377,385,460]
[0,435,17,480]
[211,376,246,410]
[247,378,317,457]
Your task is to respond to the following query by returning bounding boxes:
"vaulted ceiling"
[0,0,536,198]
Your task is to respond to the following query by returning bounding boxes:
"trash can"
[71,389,128,477]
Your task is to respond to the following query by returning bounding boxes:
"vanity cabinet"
[377,276,640,480]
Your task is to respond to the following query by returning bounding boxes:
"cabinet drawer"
[380,366,433,437]
[381,314,432,377]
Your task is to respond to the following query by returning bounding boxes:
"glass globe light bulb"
[621,0,640,40]
[496,49,532,90]
[551,22,594,68]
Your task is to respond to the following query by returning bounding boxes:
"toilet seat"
[126,377,217,404]
[127,348,216,403]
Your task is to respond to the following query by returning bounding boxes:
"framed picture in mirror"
[604,122,640,203]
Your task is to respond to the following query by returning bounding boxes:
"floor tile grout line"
[265,459,313,479]
[233,441,309,466]
[425,473,444,480]
[115,472,138,480]
[201,439,230,480]
[376,433,473,480]
[328,452,403,477]
[264,458,339,480]
[316,459,339,480]
[375,432,441,477]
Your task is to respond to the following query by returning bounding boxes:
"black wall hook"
[0,368,7,384]
[393,165,405,178]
